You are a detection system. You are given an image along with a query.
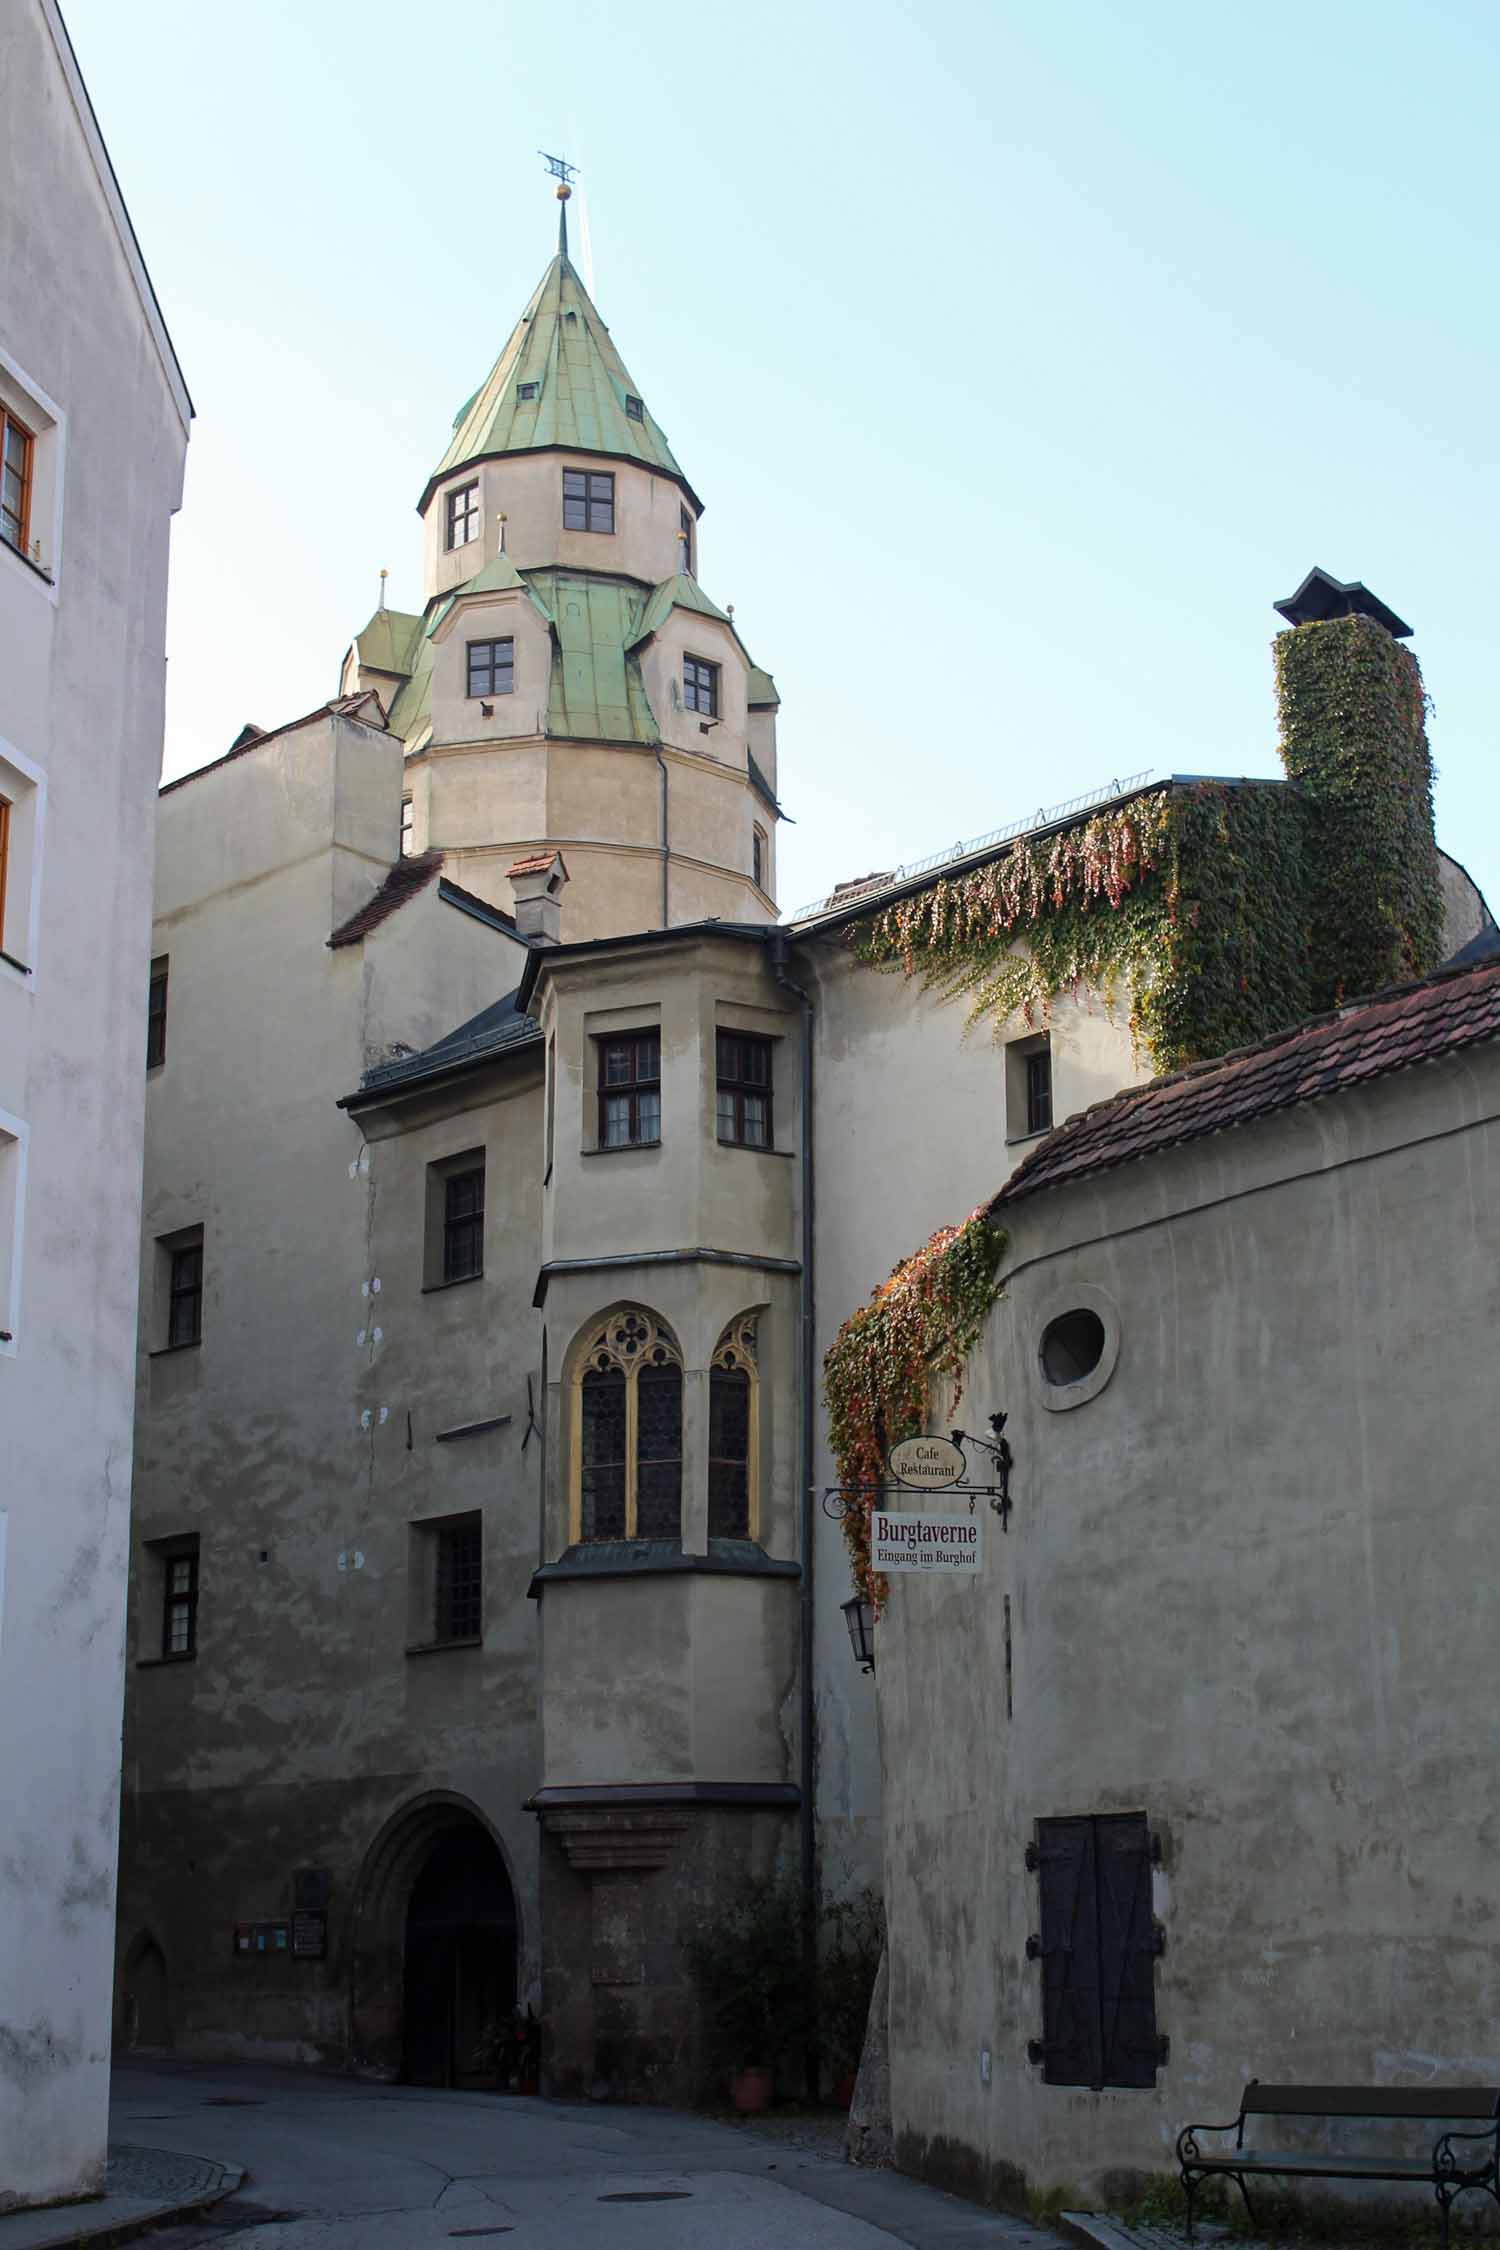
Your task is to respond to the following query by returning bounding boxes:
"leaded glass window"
[709,1315,758,1539]
[434,1518,483,1642]
[581,1365,627,1540]
[575,1308,683,1543]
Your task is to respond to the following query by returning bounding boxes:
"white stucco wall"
[0,0,190,2211]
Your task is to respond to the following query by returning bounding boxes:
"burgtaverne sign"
[874,1436,983,1572]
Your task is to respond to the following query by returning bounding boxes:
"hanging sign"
[887,1435,966,1489]
[871,1507,983,1574]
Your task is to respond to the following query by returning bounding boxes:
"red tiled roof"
[160,693,386,797]
[994,956,1500,1209]
[328,851,442,948]
[508,851,563,877]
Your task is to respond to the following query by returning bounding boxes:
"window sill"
[405,1636,483,1658]
[149,1339,202,1359]
[0,948,32,978]
[717,1138,793,1157]
[530,1539,800,1597]
[0,538,55,590]
[136,1651,196,1669]
[583,1140,661,1157]
[1005,1127,1051,1148]
[421,1273,484,1295]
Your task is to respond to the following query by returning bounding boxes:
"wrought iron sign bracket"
[820,1483,1011,1525]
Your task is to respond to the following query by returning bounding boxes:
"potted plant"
[819,1889,883,2107]
[690,1877,807,2112]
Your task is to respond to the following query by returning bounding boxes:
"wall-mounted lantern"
[841,1593,875,1674]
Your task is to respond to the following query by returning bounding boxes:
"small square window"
[717,1031,773,1149]
[162,1226,204,1349]
[624,393,644,422]
[146,957,168,1070]
[684,656,719,718]
[466,638,514,699]
[596,1031,661,1148]
[445,480,480,551]
[517,380,539,402]
[563,468,614,535]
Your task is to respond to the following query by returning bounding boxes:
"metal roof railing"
[785,768,1157,927]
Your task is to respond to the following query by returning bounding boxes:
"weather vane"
[538,151,579,253]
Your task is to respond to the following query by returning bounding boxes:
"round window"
[1040,1308,1106,1387]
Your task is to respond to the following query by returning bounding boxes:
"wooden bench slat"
[1199,2153,1442,2180]
[1243,2085,1499,2121]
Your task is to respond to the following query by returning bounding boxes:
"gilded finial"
[539,150,579,258]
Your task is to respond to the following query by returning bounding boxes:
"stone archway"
[349,1793,519,2083]
[120,1932,170,2049]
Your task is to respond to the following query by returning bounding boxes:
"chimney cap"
[1274,567,1412,639]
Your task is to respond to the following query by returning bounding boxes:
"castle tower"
[342,192,783,943]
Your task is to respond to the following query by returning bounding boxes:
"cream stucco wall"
[0,0,190,2211]
[424,454,693,598]
[877,1042,1500,2203]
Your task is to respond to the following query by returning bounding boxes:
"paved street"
[106,2060,1059,2250]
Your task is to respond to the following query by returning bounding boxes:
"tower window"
[563,468,615,534]
[678,506,694,577]
[684,656,719,718]
[442,1163,485,1284]
[445,480,479,550]
[716,1032,773,1149]
[146,956,169,1070]
[576,1308,684,1543]
[597,1031,661,1148]
[467,637,514,697]
[159,1542,200,1659]
[516,380,539,402]
[1,408,33,559]
[624,393,644,422]
[752,826,767,892]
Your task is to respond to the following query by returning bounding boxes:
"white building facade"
[0,1,190,2211]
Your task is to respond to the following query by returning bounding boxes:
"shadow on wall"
[120,1931,171,2049]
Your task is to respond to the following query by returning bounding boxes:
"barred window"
[576,1308,683,1543]
[467,638,513,698]
[597,1031,660,1148]
[563,468,614,534]
[716,1032,772,1149]
[434,1518,483,1643]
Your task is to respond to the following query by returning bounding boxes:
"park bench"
[1177,2082,1500,2246]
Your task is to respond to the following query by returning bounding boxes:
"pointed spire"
[557,181,570,260]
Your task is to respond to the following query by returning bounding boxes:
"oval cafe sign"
[887,1434,965,1489]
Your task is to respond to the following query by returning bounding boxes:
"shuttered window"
[1030,1811,1163,2089]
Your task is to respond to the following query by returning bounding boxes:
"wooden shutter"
[1095,1811,1160,2088]
[1034,1816,1102,2087]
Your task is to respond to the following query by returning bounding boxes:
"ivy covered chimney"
[1273,569,1445,1009]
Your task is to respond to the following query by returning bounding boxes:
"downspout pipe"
[655,749,670,927]
[772,928,818,2097]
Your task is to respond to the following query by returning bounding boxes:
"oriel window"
[161,1547,199,1659]
[716,1031,772,1149]
[443,1164,485,1283]
[467,637,514,698]
[563,468,614,534]
[168,1234,203,1348]
[445,479,479,550]
[708,1316,758,1539]
[434,1518,483,1642]
[597,1031,660,1148]
[576,1309,683,1543]
[1,408,33,559]
[684,656,719,718]
[146,958,169,1070]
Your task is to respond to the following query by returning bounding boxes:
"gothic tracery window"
[576,1308,683,1543]
[709,1315,758,1540]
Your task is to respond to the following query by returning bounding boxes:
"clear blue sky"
[68,0,1499,920]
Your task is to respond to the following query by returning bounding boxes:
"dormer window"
[563,469,614,535]
[467,638,514,698]
[445,480,479,551]
[684,656,719,719]
[624,394,644,422]
[516,381,539,402]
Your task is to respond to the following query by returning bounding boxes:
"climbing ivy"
[856,783,1310,1075]
[1274,614,1444,1007]
[823,1209,1005,1608]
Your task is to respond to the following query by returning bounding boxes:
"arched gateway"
[350,1794,518,2086]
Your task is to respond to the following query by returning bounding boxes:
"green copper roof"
[529,569,659,744]
[388,636,432,743]
[353,606,423,678]
[422,255,696,512]
[631,572,731,647]
[747,665,780,709]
